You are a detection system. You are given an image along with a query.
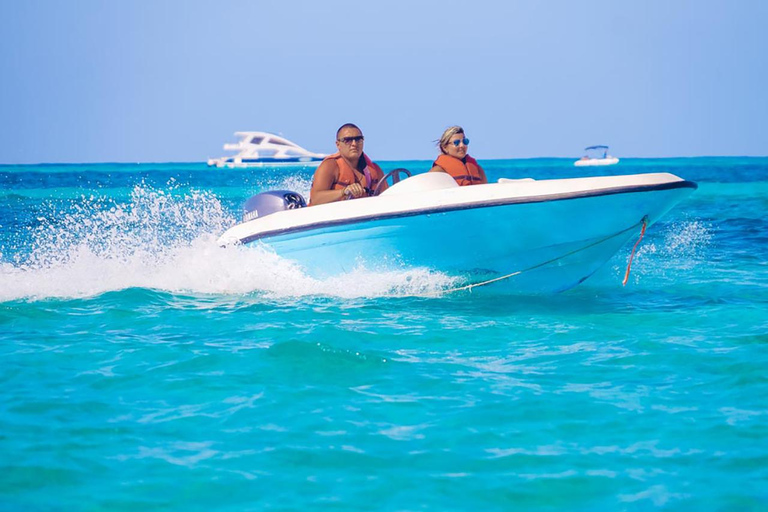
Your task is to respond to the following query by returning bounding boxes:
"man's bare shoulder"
[317,157,338,171]
[311,158,339,189]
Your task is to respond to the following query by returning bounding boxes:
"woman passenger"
[429,126,488,186]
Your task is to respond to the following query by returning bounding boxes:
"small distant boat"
[207,131,326,168]
[574,145,619,167]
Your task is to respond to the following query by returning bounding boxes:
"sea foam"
[0,182,456,301]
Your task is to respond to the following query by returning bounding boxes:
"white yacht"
[207,132,326,168]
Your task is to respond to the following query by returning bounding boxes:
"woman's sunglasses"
[451,138,470,147]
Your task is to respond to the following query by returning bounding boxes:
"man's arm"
[309,160,344,205]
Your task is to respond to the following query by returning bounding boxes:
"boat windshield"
[584,145,610,158]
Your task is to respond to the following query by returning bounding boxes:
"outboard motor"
[243,190,307,222]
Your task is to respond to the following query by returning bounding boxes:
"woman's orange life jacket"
[325,152,384,194]
[433,154,486,186]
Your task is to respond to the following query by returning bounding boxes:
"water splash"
[0,182,457,302]
[261,175,313,199]
[612,219,714,285]
[636,219,714,266]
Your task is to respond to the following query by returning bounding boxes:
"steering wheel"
[373,168,412,196]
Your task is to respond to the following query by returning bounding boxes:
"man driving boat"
[309,123,387,205]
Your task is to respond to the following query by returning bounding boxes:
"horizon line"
[2,155,767,166]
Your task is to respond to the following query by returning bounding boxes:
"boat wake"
[0,183,458,302]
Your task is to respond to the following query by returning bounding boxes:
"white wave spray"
[610,218,714,285]
[1,182,456,301]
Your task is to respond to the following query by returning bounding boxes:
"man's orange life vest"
[433,154,485,186]
[325,152,384,194]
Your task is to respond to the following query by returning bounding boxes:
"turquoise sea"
[1,157,766,510]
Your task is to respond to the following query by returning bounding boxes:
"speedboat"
[218,170,697,294]
[574,145,620,167]
[207,131,326,168]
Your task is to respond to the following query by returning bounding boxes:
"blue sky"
[0,0,766,163]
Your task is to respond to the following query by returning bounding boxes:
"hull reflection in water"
[218,172,697,293]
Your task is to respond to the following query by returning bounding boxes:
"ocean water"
[1,158,766,510]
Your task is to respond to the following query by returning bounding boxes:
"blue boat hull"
[245,186,692,293]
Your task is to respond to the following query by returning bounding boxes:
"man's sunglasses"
[451,138,470,147]
[338,136,365,145]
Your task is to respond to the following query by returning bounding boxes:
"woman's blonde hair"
[437,126,465,154]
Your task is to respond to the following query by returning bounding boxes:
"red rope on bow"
[622,217,648,286]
